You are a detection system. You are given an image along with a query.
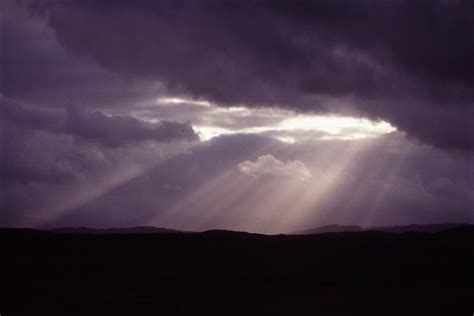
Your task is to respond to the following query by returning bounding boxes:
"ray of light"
[157,169,240,230]
[358,145,413,227]
[280,140,377,231]
[247,179,310,233]
[36,166,147,228]
[155,136,385,233]
[36,142,192,228]
[155,141,281,231]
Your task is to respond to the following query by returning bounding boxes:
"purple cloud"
[37,0,474,150]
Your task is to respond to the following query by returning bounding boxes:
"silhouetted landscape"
[293,223,471,235]
[2,224,474,315]
[49,226,183,235]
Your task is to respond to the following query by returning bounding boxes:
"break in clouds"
[0,0,472,232]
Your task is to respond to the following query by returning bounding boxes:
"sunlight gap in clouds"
[156,97,212,107]
[134,97,401,233]
[153,97,396,142]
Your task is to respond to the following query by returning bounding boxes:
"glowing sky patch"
[153,97,397,142]
[279,116,396,135]
[156,97,212,107]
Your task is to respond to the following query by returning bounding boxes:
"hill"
[292,223,471,235]
[48,226,183,234]
[1,226,474,315]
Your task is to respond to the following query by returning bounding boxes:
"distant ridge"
[293,225,363,235]
[49,226,184,234]
[370,223,472,233]
[1,223,471,236]
[292,223,472,235]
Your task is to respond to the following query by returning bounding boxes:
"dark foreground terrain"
[2,226,474,316]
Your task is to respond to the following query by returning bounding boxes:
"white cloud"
[238,154,312,181]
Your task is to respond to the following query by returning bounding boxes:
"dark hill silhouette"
[2,225,474,315]
[44,223,473,236]
[371,223,471,233]
[292,223,471,235]
[48,225,184,234]
[293,224,363,234]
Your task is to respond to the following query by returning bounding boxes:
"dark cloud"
[1,2,165,108]
[2,98,63,132]
[36,0,474,149]
[1,96,198,146]
[65,107,198,147]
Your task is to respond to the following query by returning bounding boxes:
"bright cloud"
[239,154,312,181]
[144,97,396,142]
[155,97,212,107]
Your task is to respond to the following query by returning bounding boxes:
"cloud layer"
[66,107,197,147]
[40,0,474,150]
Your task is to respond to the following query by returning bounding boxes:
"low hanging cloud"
[0,95,198,191]
[1,95,198,147]
[66,107,198,147]
[239,154,312,181]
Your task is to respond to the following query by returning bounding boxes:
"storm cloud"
[1,96,198,146]
[65,107,197,147]
[37,0,474,150]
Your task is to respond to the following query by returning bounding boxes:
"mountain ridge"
[1,222,471,236]
[48,226,184,234]
[292,223,472,235]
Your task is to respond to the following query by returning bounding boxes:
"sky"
[1,0,473,233]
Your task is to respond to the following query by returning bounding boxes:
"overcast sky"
[1,0,473,233]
